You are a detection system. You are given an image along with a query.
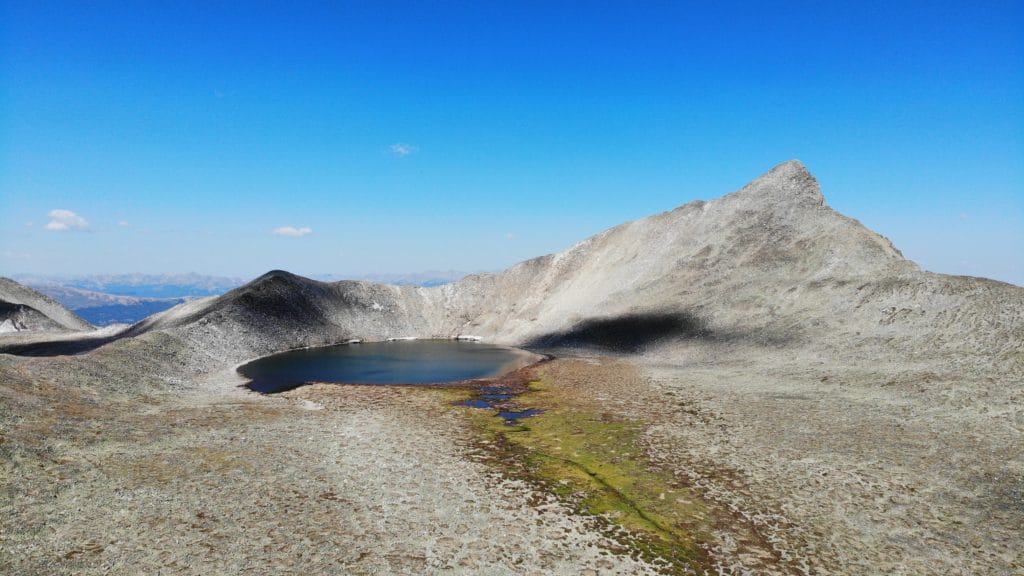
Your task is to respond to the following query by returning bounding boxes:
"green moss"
[456,378,711,573]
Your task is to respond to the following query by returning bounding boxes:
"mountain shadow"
[0,334,121,357]
[525,311,711,353]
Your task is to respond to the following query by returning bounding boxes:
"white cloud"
[389,143,417,157]
[45,209,89,231]
[117,220,130,227]
[272,226,313,237]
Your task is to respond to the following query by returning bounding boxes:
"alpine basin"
[239,339,535,393]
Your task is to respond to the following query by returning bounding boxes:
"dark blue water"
[498,408,544,421]
[239,340,532,393]
[455,385,544,424]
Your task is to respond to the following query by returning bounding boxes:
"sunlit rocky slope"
[114,160,1021,378]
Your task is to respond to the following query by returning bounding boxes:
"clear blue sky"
[2,2,1022,285]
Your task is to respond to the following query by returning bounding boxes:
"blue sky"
[2,2,1022,285]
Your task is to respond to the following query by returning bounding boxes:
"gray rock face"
[0,277,94,332]
[114,160,1021,377]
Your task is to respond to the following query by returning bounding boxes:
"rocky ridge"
[0,277,93,333]
[107,160,1021,379]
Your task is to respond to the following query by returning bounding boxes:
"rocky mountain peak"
[729,159,826,210]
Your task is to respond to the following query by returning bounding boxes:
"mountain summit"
[729,159,826,208]
[91,160,1020,377]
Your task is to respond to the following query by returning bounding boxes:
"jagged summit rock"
[726,159,826,209]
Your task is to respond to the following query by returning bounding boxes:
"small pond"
[239,339,536,394]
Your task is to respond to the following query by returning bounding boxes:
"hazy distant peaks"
[314,271,469,287]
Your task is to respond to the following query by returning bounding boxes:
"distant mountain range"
[314,270,469,287]
[18,283,174,309]
[11,271,469,326]
[15,283,189,326]
[13,273,246,298]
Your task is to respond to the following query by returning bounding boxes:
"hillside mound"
[0,277,94,332]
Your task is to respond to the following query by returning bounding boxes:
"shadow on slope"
[1,301,69,335]
[525,312,712,353]
[0,334,121,357]
[1,271,329,357]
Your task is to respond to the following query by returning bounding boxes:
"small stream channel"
[456,386,544,424]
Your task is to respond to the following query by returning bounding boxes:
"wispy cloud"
[2,250,31,260]
[389,143,418,157]
[272,226,313,237]
[45,209,89,231]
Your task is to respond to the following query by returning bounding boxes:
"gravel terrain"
[1,357,661,575]
[530,353,1023,575]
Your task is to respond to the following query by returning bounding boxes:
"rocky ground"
[2,340,1020,575]
[0,353,663,575]
[530,351,1023,575]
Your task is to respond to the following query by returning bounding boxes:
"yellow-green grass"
[459,377,712,573]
